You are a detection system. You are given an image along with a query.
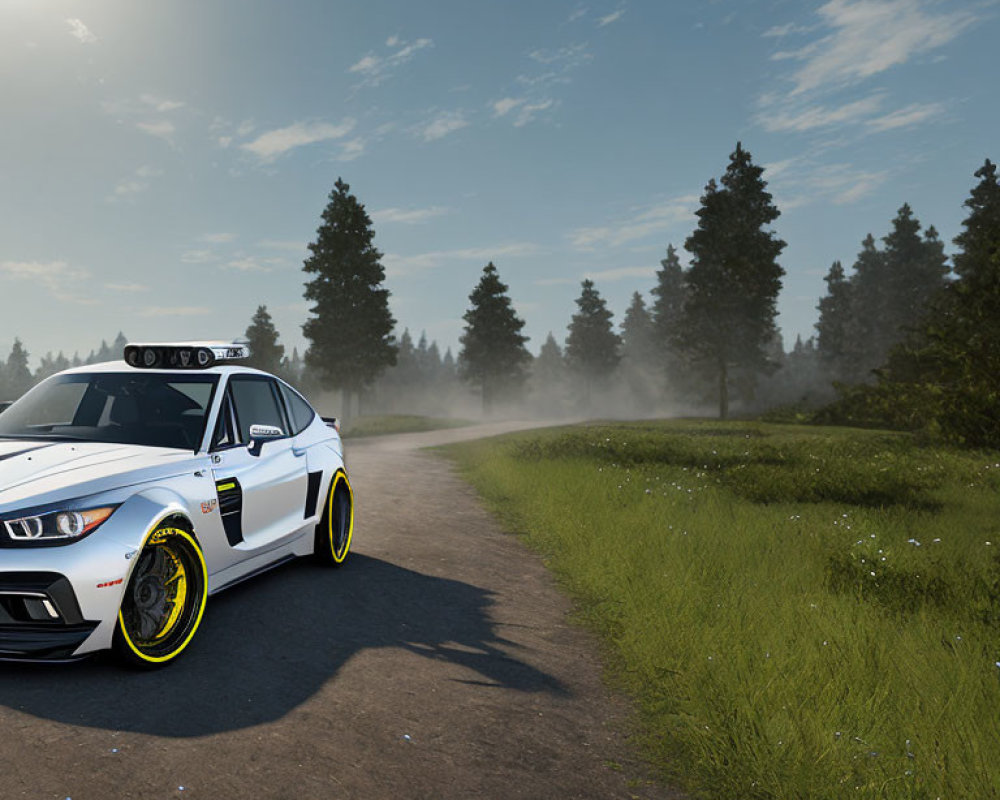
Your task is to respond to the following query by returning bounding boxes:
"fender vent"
[215,478,244,546]
[305,471,323,519]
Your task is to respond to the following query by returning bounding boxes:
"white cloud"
[105,282,149,293]
[766,157,889,208]
[0,259,94,304]
[108,163,164,201]
[419,111,469,142]
[201,232,236,244]
[384,243,540,276]
[529,43,591,68]
[140,94,184,112]
[492,97,526,117]
[224,257,271,272]
[569,195,699,250]
[240,119,356,161]
[513,99,554,127]
[349,37,434,89]
[597,9,625,27]
[136,120,176,141]
[0,260,89,291]
[338,137,366,161]
[866,101,945,132]
[757,93,884,132]
[181,250,216,264]
[66,18,97,44]
[372,206,450,224]
[141,306,211,317]
[762,22,816,38]
[779,0,977,96]
[568,7,588,22]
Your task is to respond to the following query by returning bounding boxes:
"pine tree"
[678,143,785,418]
[815,260,853,379]
[565,279,621,405]
[620,292,656,366]
[302,178,396,415]
[534,333,565,384]
[244,305,285,374]
[112,332,128,359]
[650,244,691,398]
[881,203,948,338]
[4,339,33,399]
[458,262,531,413]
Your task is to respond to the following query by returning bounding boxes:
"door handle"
[292,446,307,457]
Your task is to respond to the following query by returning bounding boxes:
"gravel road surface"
[0,422,683,800]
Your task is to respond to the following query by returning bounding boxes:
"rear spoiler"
[322,416,340,433]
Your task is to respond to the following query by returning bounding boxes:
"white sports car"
[0,342,353,667]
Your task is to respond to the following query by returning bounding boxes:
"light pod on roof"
[123,342,251,370]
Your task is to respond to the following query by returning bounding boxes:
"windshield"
[0,372,218,451]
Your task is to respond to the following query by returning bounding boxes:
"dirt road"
[0,423,682,799]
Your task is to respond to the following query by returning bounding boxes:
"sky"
[0,0,997,365]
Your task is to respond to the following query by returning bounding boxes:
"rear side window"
[228,378,286,442]
[280,384,316,434]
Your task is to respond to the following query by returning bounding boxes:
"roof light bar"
[123,342,251,370]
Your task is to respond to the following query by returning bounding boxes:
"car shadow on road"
[0,554,568,737]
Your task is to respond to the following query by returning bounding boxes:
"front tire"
[112,524,208,668]
[315,471,354,567]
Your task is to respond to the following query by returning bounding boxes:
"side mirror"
[248,423,283,457]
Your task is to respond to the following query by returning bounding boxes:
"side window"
[279,384,316,435]
[229,378,286,442]
[211,391,238,450]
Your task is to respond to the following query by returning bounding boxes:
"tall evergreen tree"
[4,339,33,399]
[244,305,285,374]
[678,143,785,418]
[881,203,948,335]
[650,244,690,397]
[815,260,853,379]
[534,333,565,384]
[864,159,1000,445]
[565,279,621,402]
[458,262,531,412]
[302,178,396,414]
[620,291,656,366]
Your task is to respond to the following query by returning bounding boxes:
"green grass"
[444,420,1000,799]
[340,414,471,439]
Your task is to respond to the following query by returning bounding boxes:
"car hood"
[0,439,203,512]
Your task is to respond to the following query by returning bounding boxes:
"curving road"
[0,422,682,799]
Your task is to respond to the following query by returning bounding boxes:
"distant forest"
[3,147,997,447]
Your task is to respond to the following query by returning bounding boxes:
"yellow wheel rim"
[328,472,354,563]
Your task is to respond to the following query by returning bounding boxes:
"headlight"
[3,506,117,543]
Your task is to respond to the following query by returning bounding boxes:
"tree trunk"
[718,359,729,420]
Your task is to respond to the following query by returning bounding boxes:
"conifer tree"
[620,291,656,367]
[244,305,285,374]
[534,333,565,384]
[4,339,33,399]
[302,178,396,415]
[678,143,785,418]
[458,262,531,412]
[565,279,621,404]
[865,159,1000,445]
[815,260,853,378]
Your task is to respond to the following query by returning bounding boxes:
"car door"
[210,375,309,551]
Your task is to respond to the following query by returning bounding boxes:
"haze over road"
[0,422,681,799]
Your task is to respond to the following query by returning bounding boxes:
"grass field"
[340,414,471,439]
[445,420,1000,799]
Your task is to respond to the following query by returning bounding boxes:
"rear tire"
[112,524,208,668]
[315,471,354,567]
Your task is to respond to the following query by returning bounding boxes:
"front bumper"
[0,571,100,660]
